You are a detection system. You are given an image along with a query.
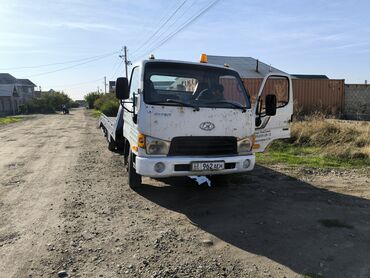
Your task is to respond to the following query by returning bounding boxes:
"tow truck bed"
[98,106,124,151]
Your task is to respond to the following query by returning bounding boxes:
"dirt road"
[0,109,369,278]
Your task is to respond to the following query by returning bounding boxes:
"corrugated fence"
[242,78,345,114]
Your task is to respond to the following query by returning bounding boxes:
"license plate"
[191,161,225,171]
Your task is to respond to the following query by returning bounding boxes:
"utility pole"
[97,86,100,93]
[119,46,131,78]
[104,76,107,94]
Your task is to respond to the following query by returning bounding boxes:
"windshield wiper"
[149,99,200,111]
[202,100,247,112]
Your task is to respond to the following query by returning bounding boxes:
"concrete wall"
[344,84,370,120]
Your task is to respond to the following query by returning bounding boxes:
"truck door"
[253,73,293,153]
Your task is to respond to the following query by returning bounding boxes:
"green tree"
[84,92,103,109]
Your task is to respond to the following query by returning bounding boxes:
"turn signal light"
[200,53,208,63]
[252,143,260,149]
[138,133,146,148]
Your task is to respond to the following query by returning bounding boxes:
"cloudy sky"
[0,0,369,99]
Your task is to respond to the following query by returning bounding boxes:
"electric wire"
[131,0,221,61]
[109,59,124,80]
[130,0,188,56]
[0,50,120,71]
[24,52,118,78]
[131,0,198,60]
[130,0,181,51]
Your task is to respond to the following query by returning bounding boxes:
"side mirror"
[116,77,129,100]
[265,94,277,116]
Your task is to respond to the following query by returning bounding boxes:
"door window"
[129,66,140,98]
[257,76,289,115]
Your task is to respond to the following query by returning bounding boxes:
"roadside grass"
[0,115,24,125]
[302,274,324,278]
[257,115,370,169]
[89,109,101,118]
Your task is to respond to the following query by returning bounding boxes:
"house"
[0,73,36,115]
[207,55,287,78]
[0,84,18,116]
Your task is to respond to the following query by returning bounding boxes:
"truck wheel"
[108,136,116,151]
[128,150,142,188]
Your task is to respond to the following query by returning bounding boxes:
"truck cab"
[115,56,293,187]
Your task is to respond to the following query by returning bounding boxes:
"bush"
[93,93,119,116]
[84,92,103,109]
[20,91,74,114]
[70,101,80,108]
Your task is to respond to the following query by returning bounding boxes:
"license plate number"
[191,161,225,171]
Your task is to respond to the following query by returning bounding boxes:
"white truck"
[99,54,293,188]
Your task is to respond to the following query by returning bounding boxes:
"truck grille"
[168,137,237,156]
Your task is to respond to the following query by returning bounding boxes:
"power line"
[130,0,181,50]
[130,0,188,56]
[132,0,221,61]
[0,50,120,71]
[48,77,104,89]
[24,52,118,78]
[132,0,198,60]
[109,58,124,80]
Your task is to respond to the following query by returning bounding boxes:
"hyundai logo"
[199,122,215,131]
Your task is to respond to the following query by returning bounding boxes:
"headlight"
[237,136,254,154]
[146,136,170,155]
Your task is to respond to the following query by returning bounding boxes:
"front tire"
[128,150,142,188]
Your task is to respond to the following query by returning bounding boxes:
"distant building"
[292,74,329,80]
[0,73,36,115]
[207,55,287,78]
[109,81,116,93]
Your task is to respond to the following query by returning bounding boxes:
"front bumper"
[135,154,255,178]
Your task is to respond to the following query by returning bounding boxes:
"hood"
[138,104,254,141]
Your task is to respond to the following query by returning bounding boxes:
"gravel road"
[0,109,369,278]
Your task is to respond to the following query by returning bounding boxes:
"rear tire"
[108,136,116,151]
[128,150,142,188]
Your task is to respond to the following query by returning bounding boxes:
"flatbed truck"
[99,54,293,188]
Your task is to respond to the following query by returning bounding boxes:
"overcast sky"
[0,0,369,99]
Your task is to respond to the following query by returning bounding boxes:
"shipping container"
[242,78,345,115]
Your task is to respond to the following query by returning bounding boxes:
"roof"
[206,55,287,78]
[292,74,329,80]
[17,79,36,87]
[0,84,16,97]
[135,59,241,73]
[0,73,17,84]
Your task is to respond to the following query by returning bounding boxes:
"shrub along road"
[0,109,369,277]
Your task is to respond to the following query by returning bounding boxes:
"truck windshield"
[143,62,251,110]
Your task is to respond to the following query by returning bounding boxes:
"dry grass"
[291,113,370,160]
[258,113,369,168]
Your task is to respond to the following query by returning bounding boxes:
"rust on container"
[242,78,345,115]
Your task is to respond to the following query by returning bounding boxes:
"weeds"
[258,114,370,168]
[89,109,101,118]
[0,116,23,125]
